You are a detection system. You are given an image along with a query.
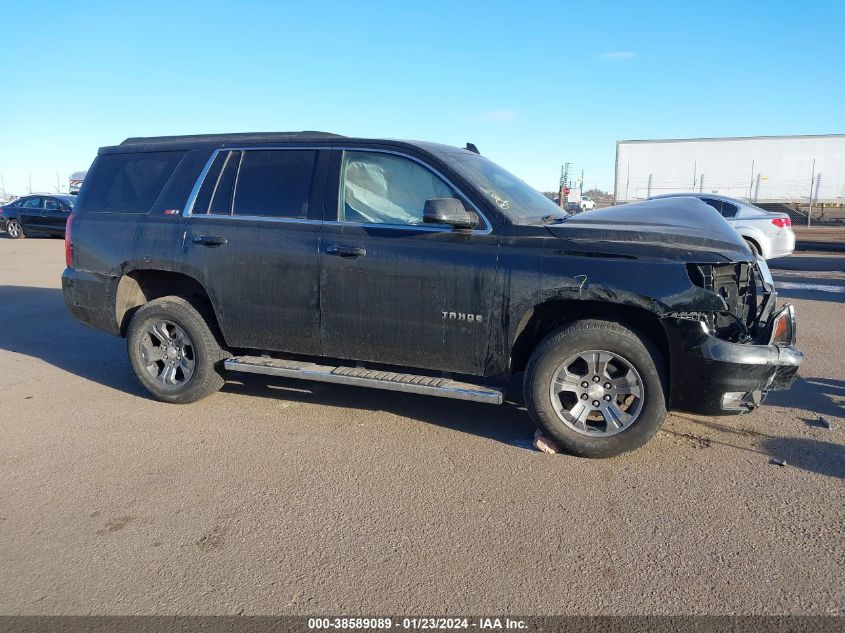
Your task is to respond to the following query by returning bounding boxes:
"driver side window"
[339,151,457,225]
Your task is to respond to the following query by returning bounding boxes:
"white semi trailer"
[69,171,87,195]
[614,134,844,204]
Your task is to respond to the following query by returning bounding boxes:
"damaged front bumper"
[664,307,803,415]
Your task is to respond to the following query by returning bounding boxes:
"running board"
[224,356,503,405]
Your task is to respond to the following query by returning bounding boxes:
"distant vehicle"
[69,171,87,195]
[564,188,595,211]
[1,194,74,238]
[649,193,795,259]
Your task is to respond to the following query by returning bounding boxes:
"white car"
[650,193,795,259]
[580,195,595,211]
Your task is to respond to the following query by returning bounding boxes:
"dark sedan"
[1,194,75,238]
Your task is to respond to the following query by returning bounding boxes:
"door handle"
[192,235,228,247]
[326,245,366,258]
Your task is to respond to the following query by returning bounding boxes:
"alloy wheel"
[140,319,196,388]
[549,349,644,437]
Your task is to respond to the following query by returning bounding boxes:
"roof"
[649,192,764,208]
[10,193,74,201]
[102,133,476,159]
[120,131,345,146]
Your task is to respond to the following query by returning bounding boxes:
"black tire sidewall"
[126,297,223,404]
[525,324,666,458]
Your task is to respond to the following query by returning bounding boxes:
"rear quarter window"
[77,151,185,213]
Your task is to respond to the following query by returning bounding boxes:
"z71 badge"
[442,311,483,322]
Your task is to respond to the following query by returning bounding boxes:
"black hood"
[546,198,753,262]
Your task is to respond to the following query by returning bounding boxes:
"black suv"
[62,132,802,457]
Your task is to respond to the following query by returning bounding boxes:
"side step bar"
[224,356,503,405]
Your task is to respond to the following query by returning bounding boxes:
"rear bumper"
[665,316,803,415]
[768,230,796,259]
[61,267,120,336]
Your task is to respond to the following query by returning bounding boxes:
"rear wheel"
[126,296,226,404]
[5,219,24,239]
[524,319,667,458]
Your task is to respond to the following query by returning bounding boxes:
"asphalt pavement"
[1,238,843,616]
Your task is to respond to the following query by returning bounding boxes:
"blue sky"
[2,0,843,196]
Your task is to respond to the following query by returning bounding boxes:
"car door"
[17,197,44,230]
[43,198,70,233]
[181,147,326,354]
[319,148,500,375]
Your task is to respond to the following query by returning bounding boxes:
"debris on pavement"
[769,458,788,467]
[533,429,562,454]
[805,415,838,430]
[818,415,836,430]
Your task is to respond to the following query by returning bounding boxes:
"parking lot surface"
[1,237,843,616]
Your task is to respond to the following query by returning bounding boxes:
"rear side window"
[192,149,316,218]
[193,151,241,215]
[79,151,184,213]
[721,202,739,218]
[233,150,316,218]
[21,197,43,208]
[701,198,722,214]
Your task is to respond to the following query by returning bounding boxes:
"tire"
[524,319,667,458]
[126,296,226,404]
[744,238,761,257]
[5,219,24,239]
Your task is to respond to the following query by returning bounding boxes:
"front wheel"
[5,219,24,239]
[524,319,667,458]
[126,296,226,404]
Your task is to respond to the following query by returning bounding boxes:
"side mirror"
[423,198,478,229]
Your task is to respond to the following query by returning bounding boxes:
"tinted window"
[21,197,43,208]
[340,151,456,225]
[232,150,316,218]
[80,151,184,213]
[192,152,226,213]
[45,198,63,210]
[701,198,722,214]
[193,151,241,215]
[721,202,740,218]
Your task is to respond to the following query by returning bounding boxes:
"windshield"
[439,152,568,224]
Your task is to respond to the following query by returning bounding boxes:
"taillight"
[771,217,791,228]
[65,213,75,267]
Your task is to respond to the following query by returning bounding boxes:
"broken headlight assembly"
[686,261,775,343]
[768,304,796,346]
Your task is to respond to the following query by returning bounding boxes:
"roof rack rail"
[120,131,345,145]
